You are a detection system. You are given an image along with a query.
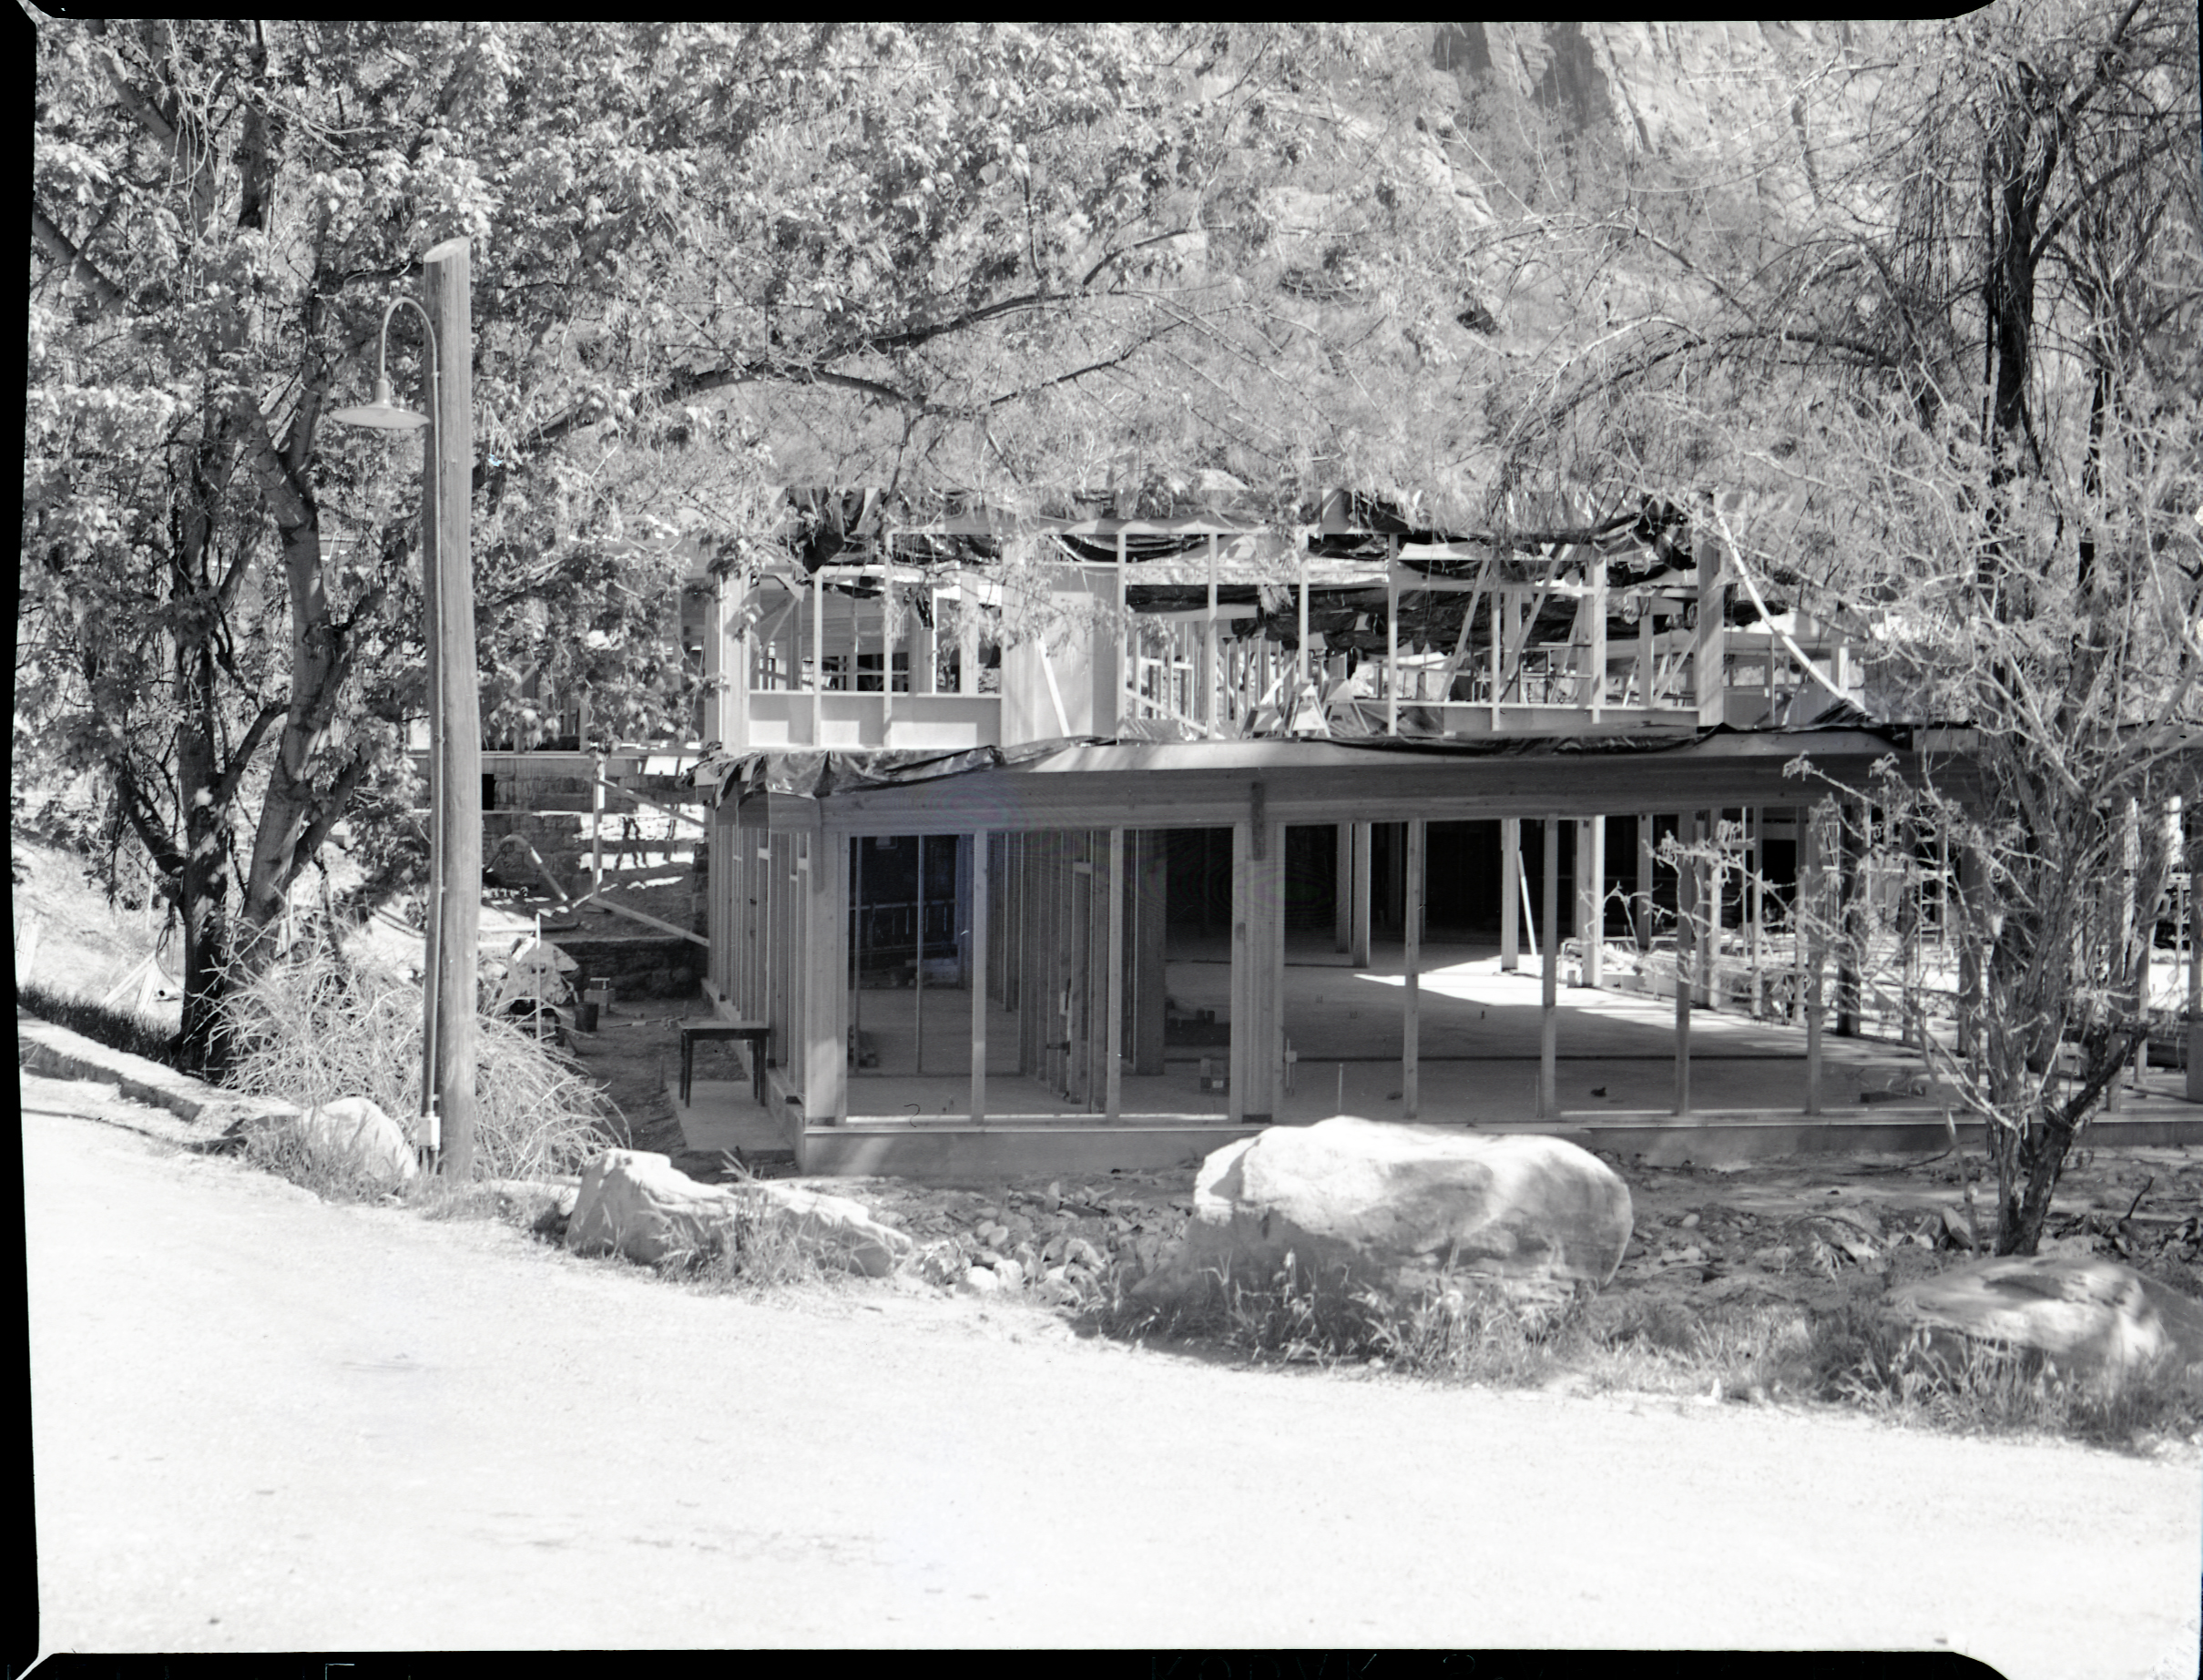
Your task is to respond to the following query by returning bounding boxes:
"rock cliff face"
[1428,21,1889,226]
[1436,21,1862,147]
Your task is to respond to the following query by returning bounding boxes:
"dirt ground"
[24,1083,2199,1668]
[558,988,2203,1330]
[16,830,2203,1666]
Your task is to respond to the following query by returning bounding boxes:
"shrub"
[1105,1255,1585,1385]
[1825,1312,2202,1448]
[220,939,623,1181]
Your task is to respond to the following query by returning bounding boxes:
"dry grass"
[1101,1258,1585,1387]
[1091,1255,2198,1450]
[221,939,624,1183]
[1818,1306,2203,1447]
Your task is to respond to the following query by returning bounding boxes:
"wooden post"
[1489,586,1505,726]
[1335,822,1351,952]
[701,575,728,746]
[819,833,851,1124]
[2187,798,2200,1020]
[959,575,979,697]
[1901,816,1924,1054]
[1695,518,1727,729]
[971,830,989,1122]
[1586,553,1606,721]
[810,566,825,745]
[917,584,938,697]
[851,834,864,1059]
[880,566,897,740]
[590,750,606,897]
[1675,817,1695,1115]
[1637,814,1656,951]
[1105,826,1125,1119]
[422,238,481,1175]
[913,833,925,1075]
[1229,822,1248,1124]
[1296,540,1310,691]
[1540,816,1559,1118]
[2115,798,2143,1102]
[1748,807,1763,1017]
[1404,818,1423,1119]
[1703,810,1722,1013]
[1351,820,1373,968]
[1836,799,1861,1037]
[1385,549,1400,738]
[1231,816,1284,1124]
[1133,831,1168,1075]
[1805,802,1824,1115]
[1576,816,1605,988]
[1791,807,1807,1029]
[1204,534,1219,736]
[1501,816,1522,972]
[1116,531,1130,730]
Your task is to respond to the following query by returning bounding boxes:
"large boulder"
[1886,1256,2203,1383]
[1133,1117,1633,1306]
[566,1150,913,1277]
[293,1096,418,1188]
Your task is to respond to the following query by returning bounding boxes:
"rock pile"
[565,1149,913,1276]
[885,1176,1193,1303]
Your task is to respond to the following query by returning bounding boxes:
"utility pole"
[423,238,482,1176]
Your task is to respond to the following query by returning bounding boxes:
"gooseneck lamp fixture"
[328,296,437,432]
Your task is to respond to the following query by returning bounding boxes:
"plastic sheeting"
[687,737,1108,803]
[687,710,1914,807]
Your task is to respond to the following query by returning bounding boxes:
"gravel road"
[23,1076,2200,1670]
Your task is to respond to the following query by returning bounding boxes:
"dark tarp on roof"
[687,738,1110,802]
[687,718,1915,804]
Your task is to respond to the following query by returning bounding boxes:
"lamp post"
[331,237,482,1176]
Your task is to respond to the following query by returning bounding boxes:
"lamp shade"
[329,372,430,432]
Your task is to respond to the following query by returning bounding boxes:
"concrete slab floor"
[671,934,2199,1165]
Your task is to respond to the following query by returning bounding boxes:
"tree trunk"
[175,637,231,1077]
[236,401,372,975]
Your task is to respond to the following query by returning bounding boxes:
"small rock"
[961,1266,1003,1295]
[994,1257,1025,1289]
[1679,1212,1700,1229]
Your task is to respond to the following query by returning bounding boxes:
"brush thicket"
[221,939,623,1179]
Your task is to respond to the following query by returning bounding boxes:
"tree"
[1470,0,2202,1251]
[23,20,1474,1073]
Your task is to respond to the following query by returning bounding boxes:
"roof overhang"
[711,728,1956,837]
